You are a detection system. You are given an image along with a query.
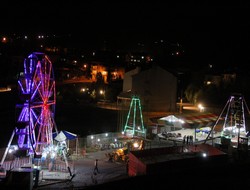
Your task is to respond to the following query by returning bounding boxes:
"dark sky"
[1,2,250,65]
[2,2,248,37]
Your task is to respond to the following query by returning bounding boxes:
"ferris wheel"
[15,52,57,156]
[1,52,74,178]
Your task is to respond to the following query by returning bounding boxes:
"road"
[35,139,173,189]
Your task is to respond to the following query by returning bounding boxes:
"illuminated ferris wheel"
[15,52,57,156]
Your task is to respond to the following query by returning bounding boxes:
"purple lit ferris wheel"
[15,52,57,156]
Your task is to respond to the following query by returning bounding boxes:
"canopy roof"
[179,113,218,125]
[53,130,77,142]
[156,113,219,129]
[159,115,180,122]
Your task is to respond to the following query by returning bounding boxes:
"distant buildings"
[1,32,250,107]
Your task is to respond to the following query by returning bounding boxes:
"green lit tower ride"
[123,95,146,138]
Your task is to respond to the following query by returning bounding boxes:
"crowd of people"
[182,135,194,145]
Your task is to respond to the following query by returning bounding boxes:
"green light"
[123,95,145,137]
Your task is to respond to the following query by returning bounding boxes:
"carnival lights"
[123,95,146,138]
[14,52,57,156]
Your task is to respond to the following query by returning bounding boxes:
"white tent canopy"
[53,130,79,156]
[159,115,183,129]
[53,130,77,142]
[159,115,180,122]
[55,131,67,142]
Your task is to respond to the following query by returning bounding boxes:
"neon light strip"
[31,81,41,101]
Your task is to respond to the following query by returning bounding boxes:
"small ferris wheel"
[0,52,58,165]
[0,52,74,179]
[14,52,57,156]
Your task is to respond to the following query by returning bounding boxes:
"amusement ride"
[123,95,146,138]
[0,52,73,179]
[205,93,250,148]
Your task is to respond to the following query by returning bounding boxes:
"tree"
[184,84,199,104]
[96,72,104,85]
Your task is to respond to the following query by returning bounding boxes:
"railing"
[1,157,74,174]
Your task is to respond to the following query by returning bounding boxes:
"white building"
[119,65,178,112]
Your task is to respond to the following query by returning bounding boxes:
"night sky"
[1,2,250,66]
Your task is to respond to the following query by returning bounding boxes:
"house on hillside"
[118,65,177,113]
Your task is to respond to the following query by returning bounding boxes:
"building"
[128,144,227,177]
[119,65,178,113]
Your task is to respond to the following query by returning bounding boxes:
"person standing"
[126,159,129,175]
[183,135,186,145]
[93,159,99,174]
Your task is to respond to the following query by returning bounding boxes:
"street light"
[198,104,204,112]
[99,89,105,100]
